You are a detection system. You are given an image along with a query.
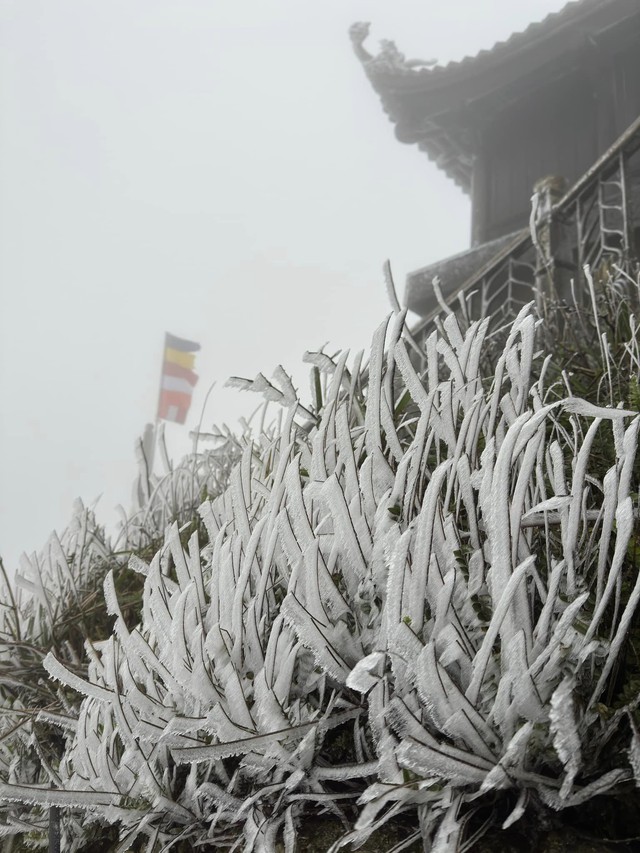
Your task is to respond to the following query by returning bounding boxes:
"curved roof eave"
[350,0,636,190]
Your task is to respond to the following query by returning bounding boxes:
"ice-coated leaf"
[393,339,432,415]
[591,548,640,707]
[253,669,291,734]
[34,710,77,732]
[466,555,535,706]
[283,805,296,853]
[321,475,369,581]
[628,716,640,787]
[480,722,533,793]
[522,496,572,518]
[172,708,359,764]
[502,789,528,829]
[416,642,497,761]
[505,629,544,723]
[280,592,355,682]
[346,652,386,694]
[396,737,492,785]
[409,459,453,629]
[364,316,391,458]
[195,781,244,814]
[43,653,112,702]
[313,760,378,782]
[384,527,413,634]
[0,781,121,809]
[431,796,464,853]
[549,676,581,799]
[539,769,628,810]
[562,398,636,419]
[585,496,635,648]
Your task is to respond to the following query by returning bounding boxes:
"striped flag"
[157,332,201,424]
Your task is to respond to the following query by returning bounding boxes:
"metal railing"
[412,114,640,341]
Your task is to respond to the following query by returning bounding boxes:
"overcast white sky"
[0,0,567,571]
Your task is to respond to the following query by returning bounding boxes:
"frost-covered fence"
[409,116,640,351]
[1,300,640,851]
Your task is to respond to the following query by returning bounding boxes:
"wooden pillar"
[470,147,489,247]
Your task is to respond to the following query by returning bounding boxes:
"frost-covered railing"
[413,115,640,340]
[550,114,640,301]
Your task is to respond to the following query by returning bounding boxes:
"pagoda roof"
[350,0,640,193]
[404,230,523,317]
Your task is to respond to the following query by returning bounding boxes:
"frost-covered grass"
[2,271,640,852]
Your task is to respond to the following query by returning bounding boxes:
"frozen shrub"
[2,283,640,851]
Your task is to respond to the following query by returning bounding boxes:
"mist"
[0,0,566,569]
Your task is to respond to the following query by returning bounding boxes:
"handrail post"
[531,176,572,321]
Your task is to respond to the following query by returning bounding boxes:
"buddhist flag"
[157,332,201,424]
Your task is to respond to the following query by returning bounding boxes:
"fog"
[0,0,566,571]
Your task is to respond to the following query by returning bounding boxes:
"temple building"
[351,0,640,332]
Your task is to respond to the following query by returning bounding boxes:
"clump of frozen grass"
[121,419,247,551]
[2,277,640,851]
[0,501,116,845]
[0,430,243,848]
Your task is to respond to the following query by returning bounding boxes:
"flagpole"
[149,333,168,478]
[147,418,158,479]
[192,380,217,458]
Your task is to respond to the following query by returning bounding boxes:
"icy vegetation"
[1,277,640,851]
